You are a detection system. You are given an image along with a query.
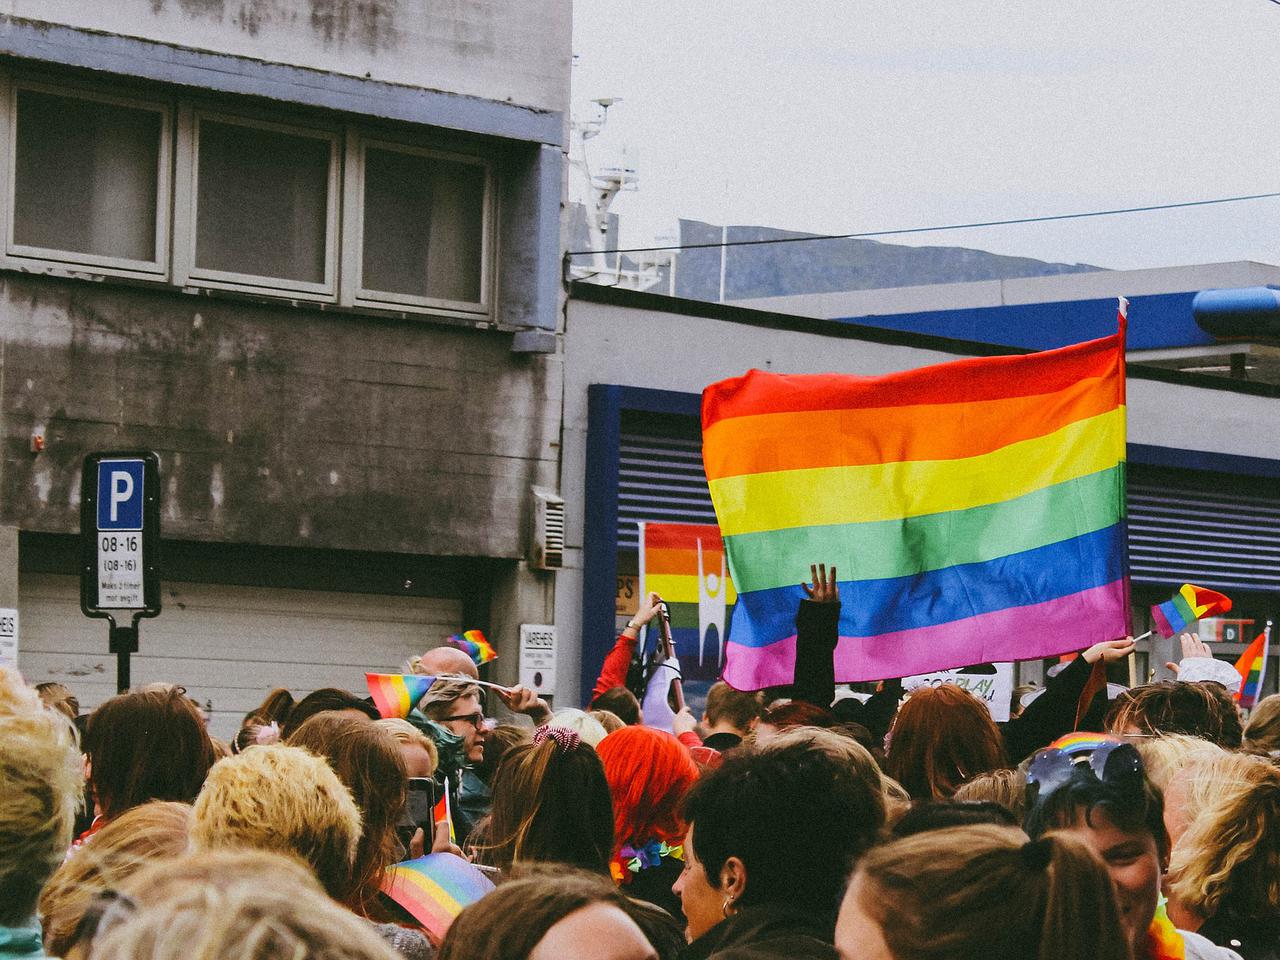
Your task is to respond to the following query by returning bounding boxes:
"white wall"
[557,295,1280,702]
[9,0,572,114]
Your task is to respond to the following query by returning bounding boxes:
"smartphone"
[396,777,439,852]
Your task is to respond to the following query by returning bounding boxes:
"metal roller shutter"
[18,572,462,738]
[617,431,717,550]
[1128,481,1280,592]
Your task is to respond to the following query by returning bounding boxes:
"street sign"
[80,451,162,691]
[519,624,557,698]
[0,608,16,669]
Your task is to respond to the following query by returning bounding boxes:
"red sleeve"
[676,730,703,750]
[591,632,637,701]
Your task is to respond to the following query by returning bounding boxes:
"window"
[5,83,169,276]
[0,76,497,321]
[351,139,491,313]
[186,113,339,297]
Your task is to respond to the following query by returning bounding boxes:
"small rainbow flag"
[446,630,497,666]
[366,673,436,719]
[702,307,1130,687]
[380,854,494,941]
[1235,624,1272,709]
[1150,585,1232,639]
[433,776,455,844]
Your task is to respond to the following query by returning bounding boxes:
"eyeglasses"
[441,711,485,729]
[1026,734,1145,806]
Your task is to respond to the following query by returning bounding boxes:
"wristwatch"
[626,619,643,630]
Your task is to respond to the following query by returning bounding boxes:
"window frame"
[175,108,342,301]
[341,132,496,319]
[0,76,173,280]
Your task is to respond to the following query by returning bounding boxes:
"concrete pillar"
[486,560,557,715]
[0,526,18,671]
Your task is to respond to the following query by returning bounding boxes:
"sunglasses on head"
[1026,733,1145,805]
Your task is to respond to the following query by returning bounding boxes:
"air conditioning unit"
[531,489,565,570]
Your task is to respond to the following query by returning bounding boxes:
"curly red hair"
[596,726,699,854]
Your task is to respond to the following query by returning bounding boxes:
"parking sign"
[80,452,161,615]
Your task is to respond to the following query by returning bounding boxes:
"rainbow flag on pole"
[1235,623,1272,708]
[702,305,1130,688]
[380,854,494,940]
[366,673,436,719]
[1150,584,1232,639]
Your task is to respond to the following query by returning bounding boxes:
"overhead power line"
[565,190,1280,257]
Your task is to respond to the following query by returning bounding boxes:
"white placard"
[97,532,144,608]
[903,662,1015,723]
[0,608,16,669]
[519,624,557,695]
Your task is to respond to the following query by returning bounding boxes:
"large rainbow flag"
[639,522,736,675]
[702,310,1130,688]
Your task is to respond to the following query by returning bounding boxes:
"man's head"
[1024,734,1168,957]
[702,682,762,735]
[420,679,487,762]
[589,686,642,726]
[412,646,479,681]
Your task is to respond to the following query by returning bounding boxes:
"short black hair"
[683,740,884,920]
[590,686,641,726]
[891,800,1019,838]
[1024,765,1169,860]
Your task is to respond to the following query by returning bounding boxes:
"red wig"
[596,725,699,854]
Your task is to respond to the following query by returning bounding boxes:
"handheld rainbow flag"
[1235,622,1272,709]
[639,522,737,670]
[366,673,436,720]
[702,304,1130,688]
[1150,584,1232,639]
[433,776,455,844]
[446,629,498,666]
[380,854,494,941]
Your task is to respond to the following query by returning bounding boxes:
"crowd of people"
[3,575,1279,960]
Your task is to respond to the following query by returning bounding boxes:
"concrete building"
[0,1,570,734]
[560,274,1280,702]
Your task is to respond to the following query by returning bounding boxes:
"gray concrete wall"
[8,0,572,115]
[2,275,562,559]
[557,295,1280,702]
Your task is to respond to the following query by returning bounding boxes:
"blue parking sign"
[96,460,145,531]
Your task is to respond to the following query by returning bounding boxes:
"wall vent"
[532,489,565,570]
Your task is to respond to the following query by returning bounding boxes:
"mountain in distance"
[642,218,1104,301]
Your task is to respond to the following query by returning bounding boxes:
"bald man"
[413,645,479,680]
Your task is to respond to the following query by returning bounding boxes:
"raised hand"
[801,563,840,604]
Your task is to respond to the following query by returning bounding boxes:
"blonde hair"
[190,744,361,899]
[1133,733,1226,792]
[1169,750,1264,829]
[375,717,439,775]
[548,708,609,747]
[420,679,481,719]
[0,666,82,925]
[1243,694,1280,757]
[589,709,625,734]
[38,801,191,957]
[954,768,1029,821]
[1168,753,1280,922]
[94,850,399,960]
[853,825,1129,960]
[35,681,80,720]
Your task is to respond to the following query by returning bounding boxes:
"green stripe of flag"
[724,465,1125,594]
[1170,592,1197,626]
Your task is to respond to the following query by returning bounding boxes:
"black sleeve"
[792,599,839,708]
[860,678,903,747]
[1001,655,1095,763]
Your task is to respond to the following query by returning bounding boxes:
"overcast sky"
[571,1,1280,271]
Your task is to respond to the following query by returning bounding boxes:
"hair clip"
[533,725,581,755]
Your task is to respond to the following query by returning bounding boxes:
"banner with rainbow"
[639,522,736,682]
[702,307,1130,688]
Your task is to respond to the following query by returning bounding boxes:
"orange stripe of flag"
[704,370,1120,481]
[644,546,724,576]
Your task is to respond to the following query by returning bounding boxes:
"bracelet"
[626,620,642,631]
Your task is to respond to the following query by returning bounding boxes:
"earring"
[721,895,736,918]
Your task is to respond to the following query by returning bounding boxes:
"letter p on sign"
[97,460,145,531]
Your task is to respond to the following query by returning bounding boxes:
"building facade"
[0,1,571,734]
